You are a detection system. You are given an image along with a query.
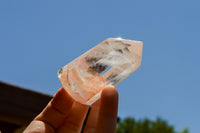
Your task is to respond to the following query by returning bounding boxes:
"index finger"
[34,88,74,130]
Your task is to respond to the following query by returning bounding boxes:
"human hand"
[24,86,118,133]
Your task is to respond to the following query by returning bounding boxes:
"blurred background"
[0,0,200,133]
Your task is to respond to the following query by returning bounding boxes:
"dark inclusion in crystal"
[105,73,118,82]
[116,49,123,53]
[124,47,130,52]
[112,41,131,54]
[85,42,132,74]
[90,63,108,73]
[85,57,108,73]
[58,68,63,75]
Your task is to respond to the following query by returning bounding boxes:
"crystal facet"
[58,38,143,105]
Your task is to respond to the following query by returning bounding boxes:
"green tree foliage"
[117,117,175,133]
[178,127,189,133]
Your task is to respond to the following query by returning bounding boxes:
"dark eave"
[0,81,52,126]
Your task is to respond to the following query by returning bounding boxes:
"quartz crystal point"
[58,38,143,105]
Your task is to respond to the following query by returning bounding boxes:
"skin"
[24,86,118,133]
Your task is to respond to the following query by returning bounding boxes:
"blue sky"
[0,0,200,132]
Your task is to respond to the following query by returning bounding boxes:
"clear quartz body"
[58,38,143,105]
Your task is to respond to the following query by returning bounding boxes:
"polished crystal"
[58,38,143,105]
